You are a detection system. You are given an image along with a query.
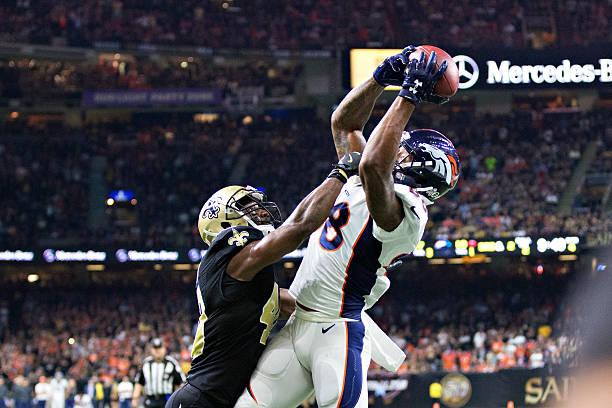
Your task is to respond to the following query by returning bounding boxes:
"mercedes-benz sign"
[453,55,479,89]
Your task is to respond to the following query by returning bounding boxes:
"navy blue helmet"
[393,129,460,203]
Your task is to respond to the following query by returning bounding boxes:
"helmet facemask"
[226,187,282,236]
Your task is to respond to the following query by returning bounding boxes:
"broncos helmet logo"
[446,154,459,186]
[420,144,454,185]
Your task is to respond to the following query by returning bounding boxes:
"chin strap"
[392,167,417,187]
[254,224,275,236]
[393,169,434,206]
[414,189,434,206]
[242,214,276,236]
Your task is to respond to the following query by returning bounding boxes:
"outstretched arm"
[227,153,361,281]
[330,46,415,159]
[360,98,415,231]
[360,51,448,231]
[331,78,383,159]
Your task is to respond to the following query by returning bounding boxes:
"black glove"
[373,45,416,87]
[327,152,361,183]
[398,51,448,106]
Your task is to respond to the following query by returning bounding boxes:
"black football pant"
[165,383,216,408]
[144,397,166,408]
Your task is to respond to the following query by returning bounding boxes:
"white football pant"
[234,313,371,408]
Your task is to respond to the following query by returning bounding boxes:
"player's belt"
[296,301,318,312]
[294,302,357,323]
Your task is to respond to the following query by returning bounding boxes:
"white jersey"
[116,381,134,402]
[49,378,68,408]
[35,382,51,402]
[289,176,428,319]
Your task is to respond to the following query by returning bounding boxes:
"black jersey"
[187,226,279,408]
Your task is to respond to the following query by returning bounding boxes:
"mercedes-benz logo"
[115,249,128,263]
[452,55,479,89]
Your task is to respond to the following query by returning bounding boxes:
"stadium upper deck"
[0,0,609,51]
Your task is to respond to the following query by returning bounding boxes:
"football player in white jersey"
[235,48,460,408]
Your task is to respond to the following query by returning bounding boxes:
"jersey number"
[259,283,279,345]
[319,202,350,251]
[191,284,208,359]
[191,282,278,356]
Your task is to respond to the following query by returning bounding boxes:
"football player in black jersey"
[164,152,362,408]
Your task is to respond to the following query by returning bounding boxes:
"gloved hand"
[327,152,362,183]
[398,51,448,106]
[373,45,416,87]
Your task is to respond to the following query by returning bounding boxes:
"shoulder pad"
[208,226,264,253]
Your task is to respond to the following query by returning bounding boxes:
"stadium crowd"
[1,107,610,249]
[369,264,578,373]
[0,58,301,104]
[0,0,609,50]
[0,264,578,407]
[417,108,611,240]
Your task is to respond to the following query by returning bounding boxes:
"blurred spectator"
[49,372,68,408]
[14,376,33,408]
[101,378,114,408]
[93,378,103,408]
[83,378,97,408]
[0,260,581,393]
[0,0,608,50]
[0,377,8,408]
[0,58,302,105]
[2,108,609,249]
[116,377,133,408]
[34,377,50,408]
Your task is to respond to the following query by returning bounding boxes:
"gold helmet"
[198,185,282,246]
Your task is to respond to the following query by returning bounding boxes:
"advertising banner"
[82,88,222,107]
[0,235,583,264]
[368,368,572,408]
[349,46,612,90]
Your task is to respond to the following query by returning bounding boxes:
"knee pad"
[316,350,365,408]
[256,347,297,378]
[250,350,303,407]
[314,360,342,406]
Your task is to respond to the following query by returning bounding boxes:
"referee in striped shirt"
[132,338,185,408]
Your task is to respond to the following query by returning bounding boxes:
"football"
[409,45,459,97]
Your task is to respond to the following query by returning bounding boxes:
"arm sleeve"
[174,362,186,384]
[134,366,145,386]
[372,184,428,245]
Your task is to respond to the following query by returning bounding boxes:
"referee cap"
[150,338,164,348]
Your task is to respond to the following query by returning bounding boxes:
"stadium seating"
[0,264,578,396]
[0,2,609,407]
[1,109,609,248]
[0,0,608,50]
[0,58,301,105]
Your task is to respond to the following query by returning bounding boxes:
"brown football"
[409,45,459,97]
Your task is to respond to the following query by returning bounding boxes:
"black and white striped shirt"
[135,356,185,397]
